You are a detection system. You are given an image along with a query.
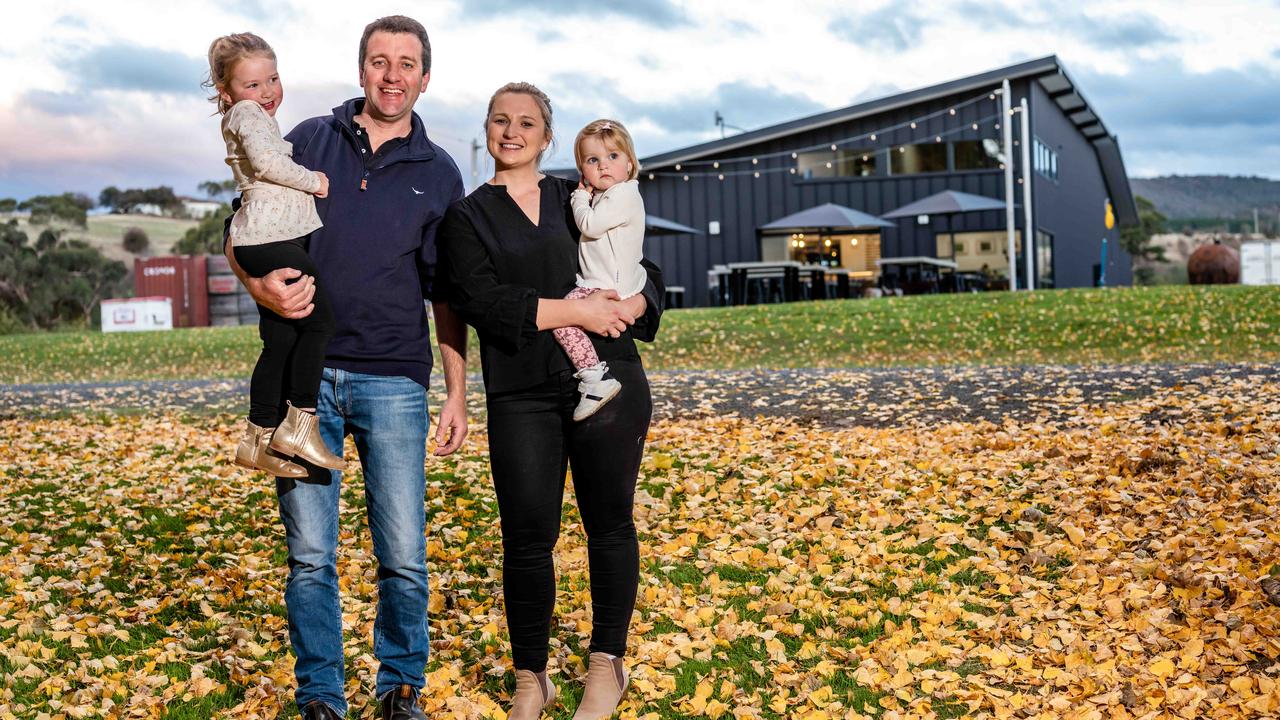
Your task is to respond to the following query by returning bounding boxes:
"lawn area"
[2,379,1277,718]
[2,285,1279,384]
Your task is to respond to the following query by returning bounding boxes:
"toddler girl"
[560,119,648,421]
[206,32,344,475]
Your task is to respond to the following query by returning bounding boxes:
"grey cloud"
[1077,60,1280,130]
[547,73,824,135]
[537,28,566,44]
[829,7,929,53]
[71,43,207,95]
[1074,60,1280,179]
[949,2,1172,49]
[23,91,95,117]
[458,0,688,27]
[228,0,280,22]
[55,14,89,29]
[722,19,758,36]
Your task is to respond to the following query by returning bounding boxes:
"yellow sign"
[1104,199,1115,230]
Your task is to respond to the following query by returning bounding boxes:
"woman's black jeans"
[232,237,335,427]
[486,359,652,672]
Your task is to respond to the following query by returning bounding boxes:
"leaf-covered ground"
[3,366,1279,719]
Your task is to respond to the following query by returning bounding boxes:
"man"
[225,15,466,720]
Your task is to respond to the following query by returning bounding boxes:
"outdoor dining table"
[708,262,863,305]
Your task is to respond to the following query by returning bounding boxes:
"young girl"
[559,119,649,422]
[206,33,344,476]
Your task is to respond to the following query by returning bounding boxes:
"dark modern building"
[585,56,1138,306]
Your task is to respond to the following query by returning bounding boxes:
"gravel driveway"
[4,363,1277,427]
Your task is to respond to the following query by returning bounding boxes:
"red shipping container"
[134,256,209,327]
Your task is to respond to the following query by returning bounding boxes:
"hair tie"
[601,122,612,130]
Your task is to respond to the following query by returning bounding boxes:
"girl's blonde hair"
[203,32,276,115]
[487,82,555,164]
[575,119,641,181]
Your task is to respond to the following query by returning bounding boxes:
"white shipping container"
[1241,241,1277,285]
[101,297,173,332]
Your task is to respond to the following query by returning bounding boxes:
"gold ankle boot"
[269,403,344,470]
[509,669,556,720]
[234,420,307,478]
[572,653,627,720]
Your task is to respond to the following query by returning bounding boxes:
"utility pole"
[470,138,482,192]
[1019,96,1034,290]
[1255,207,1261,236]
[1001,79,1018,291]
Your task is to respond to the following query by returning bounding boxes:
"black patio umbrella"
[760,202,895,234]
[881,190,1013,268]
[645,214,700,236]
[760,203,894,266]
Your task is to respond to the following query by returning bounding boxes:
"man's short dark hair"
[360,15,431,74]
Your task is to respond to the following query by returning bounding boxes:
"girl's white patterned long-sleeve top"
[570,179,648,299]
[222,99,323,247]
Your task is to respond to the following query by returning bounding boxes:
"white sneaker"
[574,362,622,421]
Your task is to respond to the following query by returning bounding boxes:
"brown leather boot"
[508,669,556,720]
[234,420,307,478]
[269,402,344,470]
[572,653,627,720]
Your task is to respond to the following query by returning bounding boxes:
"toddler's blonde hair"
[574,119,641,181]
[203,32,276,115]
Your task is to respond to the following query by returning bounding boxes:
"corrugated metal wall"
[639,80,1127,305]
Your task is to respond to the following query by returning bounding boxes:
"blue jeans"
[275,368,430,713]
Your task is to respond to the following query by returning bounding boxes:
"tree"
[99,186,121,212]
[18,193,90,227]
[1120,196,1167,261]
[198,179,238,201]
[0,220,128,329]
[123,226,150,255]
[173,204,232,254]
[98,185,184,215]
[36,228,61,252]
[0,198,16,214]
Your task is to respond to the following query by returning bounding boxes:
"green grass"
[1,285,1278,384]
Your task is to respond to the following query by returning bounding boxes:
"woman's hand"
[576,290,632,338]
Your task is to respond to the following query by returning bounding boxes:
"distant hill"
[1130,175,1280,222]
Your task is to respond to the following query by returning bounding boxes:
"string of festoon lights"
[643,88,1007,181]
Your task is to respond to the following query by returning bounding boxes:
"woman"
[438,82,661,720]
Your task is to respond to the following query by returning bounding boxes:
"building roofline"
[639,54,1139,226]
[641,55,1063,169]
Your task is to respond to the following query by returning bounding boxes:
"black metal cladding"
[605,57,1135,305]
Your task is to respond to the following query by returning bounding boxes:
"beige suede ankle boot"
[572,653,628,720]
[269,403,344,470]
[234,420,307,478]
[508,669,556,720]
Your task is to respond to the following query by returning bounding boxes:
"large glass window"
[1036,230,1055,288]
[796,151,835,179]
[835,149,877,177]
[943,230,1021,274]
[796,149,877,179]
[890,143,947,175]
[1033,138,1059,180]
[953,140,1001,170]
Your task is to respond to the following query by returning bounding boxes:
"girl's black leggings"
[486,359,652,672]
[232,238,335,427]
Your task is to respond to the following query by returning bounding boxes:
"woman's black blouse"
[438,176,663,394]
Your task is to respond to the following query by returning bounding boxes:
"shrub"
[123,227,150,255]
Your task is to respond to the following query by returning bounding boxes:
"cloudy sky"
[2,0,1278,202]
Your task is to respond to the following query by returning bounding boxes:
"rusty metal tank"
[1187,240,1240,284]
